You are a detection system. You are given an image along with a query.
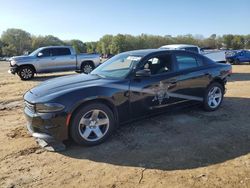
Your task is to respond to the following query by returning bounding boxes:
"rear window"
[176,55,199,70]
[183,47,199,53]
[51,48,71,56]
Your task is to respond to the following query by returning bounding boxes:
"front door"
[129,52,180,118]
[36,48,55,72]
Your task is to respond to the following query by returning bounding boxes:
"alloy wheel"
[83,65,93,74]
[20,68,33,79]
[78,109,110,142]
[207,86,222,109]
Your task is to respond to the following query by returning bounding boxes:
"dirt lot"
[0,61,249,188]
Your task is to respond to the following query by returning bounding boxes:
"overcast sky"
[0,0,249,42]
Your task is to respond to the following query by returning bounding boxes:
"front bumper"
[8,65,18,74]
[24,104,68,151]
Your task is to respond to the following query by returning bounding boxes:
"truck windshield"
[29,48,42,56]
[91,53,142,79]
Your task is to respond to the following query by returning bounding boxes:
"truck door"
[50,48,76,71]
[36,48,56,72]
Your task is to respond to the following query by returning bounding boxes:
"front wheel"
[203,83,224,111]
[18,66,34,80]
[70,103,115,146]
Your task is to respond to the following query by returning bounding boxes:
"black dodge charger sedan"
[24,49,232,148]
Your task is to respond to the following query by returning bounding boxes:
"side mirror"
[37,52,43,57]
[135,69,151,77]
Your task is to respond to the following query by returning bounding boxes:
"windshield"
[91,53,142,79]
[225,50,237,57]
[29,48,43,56]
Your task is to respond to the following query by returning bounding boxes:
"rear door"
[172,51,211,102]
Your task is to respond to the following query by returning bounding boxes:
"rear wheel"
[18,66,35,80]
[70,103,115,146]
[203,82,224,111]
[81,62,95,74]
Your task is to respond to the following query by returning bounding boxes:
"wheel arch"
[209,77,226,92]
[18,64,37,73]
[80,60,95,68]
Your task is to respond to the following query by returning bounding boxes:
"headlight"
[10,60,16,66]
[36,103,65,113]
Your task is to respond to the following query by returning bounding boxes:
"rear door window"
[175,54,199,70]
[51,48,71,56]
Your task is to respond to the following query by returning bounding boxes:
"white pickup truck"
[160,44,227,63]
[8,46,100,80]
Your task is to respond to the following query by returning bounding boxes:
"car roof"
[39,46,72,50]
[160,44,198,49]
[123,49,173,57]
[122,48,197,57]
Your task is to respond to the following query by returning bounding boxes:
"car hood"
[11,55,36,62]
[29,74,112,98]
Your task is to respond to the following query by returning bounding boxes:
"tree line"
[0,28,250,57]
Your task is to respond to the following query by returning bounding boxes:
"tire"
[203,82,224,111]
[18,66,35,80]
[81,62,95,74]
[70,103,115,146]
[234,59,240,65]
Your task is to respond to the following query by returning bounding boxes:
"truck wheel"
[18,66,35,80]
[70,103,115,146]
[81,62,95,74]
[203,82,224,111]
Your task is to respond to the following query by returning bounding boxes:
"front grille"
[24,101,35,113]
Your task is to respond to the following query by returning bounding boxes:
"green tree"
[231,35,245,49]
[245,35,250,49]
[85,42,98,53]
[31,35,64,50]
[1,28,32,56]
[202,34,217,48]
[174,34,199,46]
[65,39,86,53]
[110,34,128,54]
[0,39,3,56]
[222,35,234,49]
[98,35,113,54]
